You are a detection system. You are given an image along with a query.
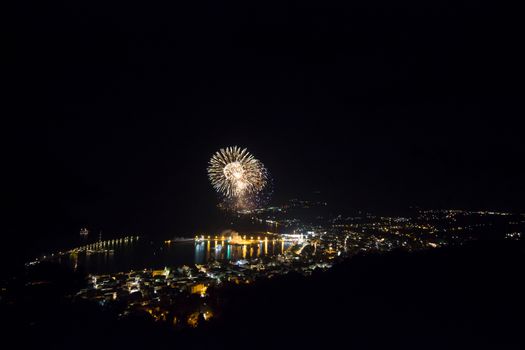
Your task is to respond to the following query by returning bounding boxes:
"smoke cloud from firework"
[207,146,270,210]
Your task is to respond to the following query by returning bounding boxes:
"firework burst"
[208,146,270,210]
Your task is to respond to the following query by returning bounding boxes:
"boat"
[165,237,194,243]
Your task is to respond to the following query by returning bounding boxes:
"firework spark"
[208,146,269,209]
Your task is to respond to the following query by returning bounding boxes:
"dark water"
[54,238,292,274]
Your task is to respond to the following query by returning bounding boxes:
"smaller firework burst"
[208,146,270,210]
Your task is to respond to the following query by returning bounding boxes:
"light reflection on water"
[193,240,290,264]
[54,238,293,274]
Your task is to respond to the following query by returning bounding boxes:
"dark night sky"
[4,1,523,263]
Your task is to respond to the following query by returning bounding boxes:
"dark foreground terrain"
[2,240,523,350]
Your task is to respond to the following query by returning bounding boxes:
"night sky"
[5,1,522,263]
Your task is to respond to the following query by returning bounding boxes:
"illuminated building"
[189,283,207,296]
